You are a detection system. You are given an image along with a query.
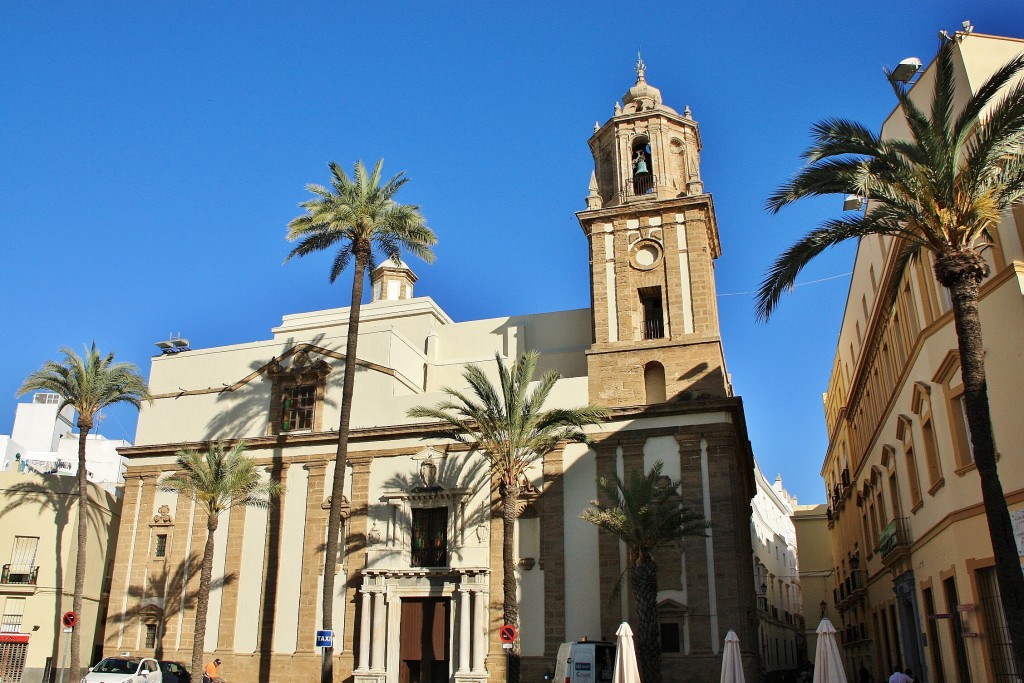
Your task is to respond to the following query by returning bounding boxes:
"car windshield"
[93,658,138,674]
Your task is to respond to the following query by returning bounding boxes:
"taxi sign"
[316,630,334,648]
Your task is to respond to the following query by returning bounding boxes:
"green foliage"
[17,342,150,428]
[408,351,608,486]
[160,441,281,518]
[758,40,1024,320]
[284,159,437,280]
[580,461,708,565]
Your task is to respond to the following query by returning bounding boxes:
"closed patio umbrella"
[613,622,642,683]
[813,618,847,683]
[719,629,745,683]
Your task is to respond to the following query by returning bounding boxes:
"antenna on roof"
[155,332,191,356]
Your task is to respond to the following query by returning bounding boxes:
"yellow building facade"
[0,471,120,683]
[820,32,1024,683]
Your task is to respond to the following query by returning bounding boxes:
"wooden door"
[399,598,450,683]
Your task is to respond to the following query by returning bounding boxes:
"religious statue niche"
[631,137,654,196]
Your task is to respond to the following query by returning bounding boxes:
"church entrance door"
[399,597,450,683]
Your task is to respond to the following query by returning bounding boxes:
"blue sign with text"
[316,630,334,648]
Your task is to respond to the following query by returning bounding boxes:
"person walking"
[203,658,223,683]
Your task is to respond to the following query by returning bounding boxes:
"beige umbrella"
[719,629,745,683]
[613,622,642,683]
[813,618,848,683]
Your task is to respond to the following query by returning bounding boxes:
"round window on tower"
[629,238,663,271]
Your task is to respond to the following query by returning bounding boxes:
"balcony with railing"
[879,518,913,564]
[625,174,657,199]
[0,564,39,594]
[643,318,665,340]
[1,564,38,585]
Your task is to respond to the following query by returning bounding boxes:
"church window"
[281,385,315,432]
[265,347,331,436]
[639,287,664,340]
[411,507,448,567]
[154,534,167,558]
[644,362,667,404]
[631,138,654,196]
[145,624,157,648]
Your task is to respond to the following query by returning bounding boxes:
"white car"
[81,657,162,683]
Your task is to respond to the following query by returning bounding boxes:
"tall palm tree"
[409,351,608,683]
[285,159,436,683]
[580,461,708,683]
[159,440,281,683]
[758,38,1024,671]
[17,343,149,678]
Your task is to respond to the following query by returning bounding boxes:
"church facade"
[105,62,760,683]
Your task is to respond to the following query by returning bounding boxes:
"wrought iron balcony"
[879,517,913,563]
[625,174,657,198]
[1,563,39,585]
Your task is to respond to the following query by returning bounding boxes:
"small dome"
[623,73,662,107]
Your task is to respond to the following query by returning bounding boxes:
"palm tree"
[285,159,436,683]
[159,440,281,683]
[580,461,708,683]
[758,38,1024,670]
[408,351,608,683]
[17,343,149,678]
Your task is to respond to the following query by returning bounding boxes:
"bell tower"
[579,56,731,407]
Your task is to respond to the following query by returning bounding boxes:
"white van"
[552,640,615,683]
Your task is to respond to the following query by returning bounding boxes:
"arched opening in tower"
[631,138,654,196]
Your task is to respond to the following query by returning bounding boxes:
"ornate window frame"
[265,349,331,436]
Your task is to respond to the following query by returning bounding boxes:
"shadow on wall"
[0,477,117,671]
[103,554,236,659]
[377,449,492,528]
[205,335,342,440]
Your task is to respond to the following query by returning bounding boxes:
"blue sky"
[2,1,1022,504]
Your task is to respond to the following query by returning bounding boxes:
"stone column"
[356,589,371,671]
[594,441,622,636]
[297,461,328,651]
[472,588,488,674]
[105,474,143,650]
[341,459,372,674]
[540,448,566,657]
[458,586,471,673]
[370,590,385,671]
[215,504,247,654]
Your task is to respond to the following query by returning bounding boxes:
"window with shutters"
[2,537,39,585]
[1,598,25,633]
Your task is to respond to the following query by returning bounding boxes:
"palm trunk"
[503,481,521,683]
[322,242,371,683]
[939,253,1024,673]
[191,514,219,683]
[70,424,90,680]
[630,555,661,683]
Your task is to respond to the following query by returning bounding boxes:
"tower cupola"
[586,55,703,209]
[370,260,417,302]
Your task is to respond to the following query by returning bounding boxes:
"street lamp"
[820,600,828,618]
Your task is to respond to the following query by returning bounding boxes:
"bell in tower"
[577,56,728,408]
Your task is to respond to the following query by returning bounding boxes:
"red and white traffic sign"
[61,611,77,628]
[499,624,518,643]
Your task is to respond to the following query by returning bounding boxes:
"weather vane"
[635,48,646,80]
